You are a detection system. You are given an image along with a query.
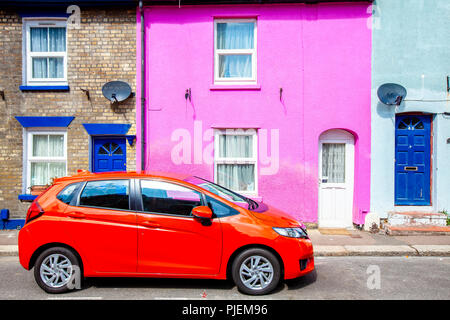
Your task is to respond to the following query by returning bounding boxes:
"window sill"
[19,85,70,91]
[210,84,261,91]
[18,194,38,202]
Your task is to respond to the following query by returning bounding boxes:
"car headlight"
[273,227,308,238]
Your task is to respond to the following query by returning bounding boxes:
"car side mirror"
[192,206,213,219]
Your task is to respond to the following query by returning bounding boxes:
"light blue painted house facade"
[370,0,450,220]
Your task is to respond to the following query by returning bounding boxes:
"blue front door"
[395,115,431,205]
[93,137,126,172]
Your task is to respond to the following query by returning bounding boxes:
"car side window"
[56,182,81,204]
[79,180,129,210]
[206,195,240,218]
[140,180,202,217]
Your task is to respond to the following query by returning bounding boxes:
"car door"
[136,179,222,275]
[64,179,137,273]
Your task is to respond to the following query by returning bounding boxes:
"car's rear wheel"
[34,247,82,294]
[232,248,281,295]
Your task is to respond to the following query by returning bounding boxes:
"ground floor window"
[214,128,258,195]
[26,130,67,190]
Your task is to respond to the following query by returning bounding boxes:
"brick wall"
[0,8,136,219]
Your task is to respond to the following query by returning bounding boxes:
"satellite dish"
[102,81,132,103]
[377,83,407,106]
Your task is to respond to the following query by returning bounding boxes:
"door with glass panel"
[318,130,355,228]
[394,115,431,205]
[92,137,126,173]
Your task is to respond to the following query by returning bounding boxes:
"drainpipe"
[139,0,146,172]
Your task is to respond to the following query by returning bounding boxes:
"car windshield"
[184,176,259,210]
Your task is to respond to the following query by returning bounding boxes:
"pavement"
[2,228,450,257]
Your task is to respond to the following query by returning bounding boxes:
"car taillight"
[25,200,45,224]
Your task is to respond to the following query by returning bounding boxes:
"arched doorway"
[318,129,355,228]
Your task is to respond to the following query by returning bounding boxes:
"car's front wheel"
[232,248,281,295]
[34,247,82,294]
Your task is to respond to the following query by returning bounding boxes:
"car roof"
[53,170,192,183]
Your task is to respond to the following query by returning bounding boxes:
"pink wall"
[136,4,371,224]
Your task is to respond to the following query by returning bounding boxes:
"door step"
[387,211,447,227]
[384,224,450,236]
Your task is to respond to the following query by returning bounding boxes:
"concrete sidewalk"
[308,229,450,256]
[2,229,450,257]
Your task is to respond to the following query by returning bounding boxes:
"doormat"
[318,228,352,236]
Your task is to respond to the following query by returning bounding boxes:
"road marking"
[47,296,103,300]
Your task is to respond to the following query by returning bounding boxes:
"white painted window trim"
[214,128,258,196]
[214,18,257,85]
[25,129,67,191]
[23,18,68,86]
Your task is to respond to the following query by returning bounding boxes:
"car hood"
[246,202,305,228]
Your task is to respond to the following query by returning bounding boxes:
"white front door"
[318,130,355,228]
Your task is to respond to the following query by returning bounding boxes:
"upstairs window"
[214,19,256,84]
[23,19,67,86]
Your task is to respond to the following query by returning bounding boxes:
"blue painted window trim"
[15,116,75,128]
[82,123,132,136]
[19,85,70,91]
[18,194,38,201]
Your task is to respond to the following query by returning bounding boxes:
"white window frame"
[214,128,258,196]
[214,18,257,85]
[23,18,68,86]
[26,129,67,191]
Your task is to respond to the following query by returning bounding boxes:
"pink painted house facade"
[136,1,372,227]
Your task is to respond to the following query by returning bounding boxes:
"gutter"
[139,0,146,172]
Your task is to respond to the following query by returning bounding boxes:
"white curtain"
[30,27,65,78]
[219,135,252,158]
[31,162,65,186]
[32,58,47,78]
[48,134,64,157]
[217,22,254,49]
[32,135,48,157]
[31,134,65,186]
[30,28,48,52]
[322,143,345,183]
[219,55,252,78]
[217,164,255,192]
[48,28,66,51]
[217,22,253,78]
[217,134,255,192]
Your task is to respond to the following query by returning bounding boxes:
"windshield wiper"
[246,197,259,210]
[191,176,259,210]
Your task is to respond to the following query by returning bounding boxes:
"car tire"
[232,248,281,295]
[33,246,82,294]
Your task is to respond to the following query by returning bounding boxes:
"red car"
[18,171,314,295]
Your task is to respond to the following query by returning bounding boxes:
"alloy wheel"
[40,253,73,288]
[239,255,274,290]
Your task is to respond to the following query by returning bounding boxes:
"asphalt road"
[1,256,449,300]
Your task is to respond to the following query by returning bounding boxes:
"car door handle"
[67,211,85,219]
[141,220,160,228]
